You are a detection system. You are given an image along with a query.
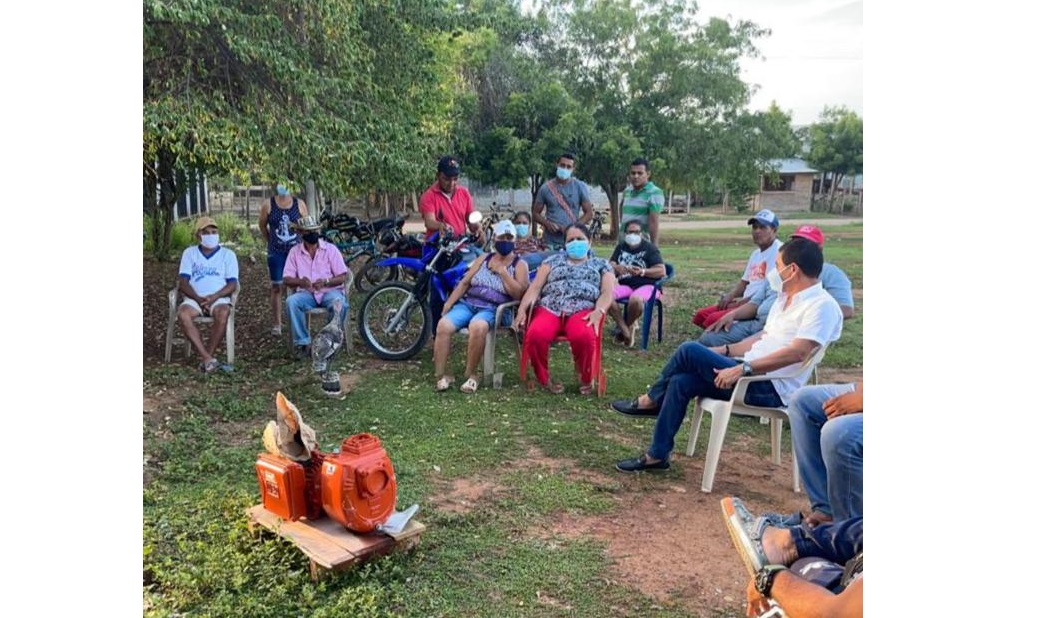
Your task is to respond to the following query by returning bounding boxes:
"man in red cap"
[700,225,855,347]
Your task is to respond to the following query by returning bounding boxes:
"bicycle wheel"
[358,282,431,360]
[350,252,399,292]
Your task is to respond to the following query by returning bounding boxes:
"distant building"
[751,158,816,213]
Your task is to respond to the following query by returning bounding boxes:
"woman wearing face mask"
[511,211,547,269]
[515,224,616,394]
[259,181,309,337]
[608,220,666,346]
[433,220,530,394]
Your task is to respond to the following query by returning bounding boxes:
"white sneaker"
[271,325,282,336]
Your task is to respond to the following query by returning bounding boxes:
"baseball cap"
[194,216,218,234]
[492,220,517,238]
[437,156,461,177]
[790,225,825,247]
[747,209,779,228]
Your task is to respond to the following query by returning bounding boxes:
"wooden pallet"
[246,505,426,581]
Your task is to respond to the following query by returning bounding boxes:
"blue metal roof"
[768,158,817,174]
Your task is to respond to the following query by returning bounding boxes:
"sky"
[693,0,863,125]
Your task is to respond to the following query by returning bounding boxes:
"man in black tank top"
[259,181,309,336]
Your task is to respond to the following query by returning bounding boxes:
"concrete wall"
[756,172,814,212]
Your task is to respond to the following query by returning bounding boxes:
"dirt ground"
[144,252,860,616]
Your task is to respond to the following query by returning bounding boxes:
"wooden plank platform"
[246,505,426,581]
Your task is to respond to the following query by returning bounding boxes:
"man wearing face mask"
[176,217,240,373]
[282,216,350,359]
[533,153,595,251]
[612,237,843,473]
[607,219,666,346]
[620,157,664,245]
[259,180,309,337]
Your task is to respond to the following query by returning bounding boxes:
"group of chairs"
[163,258,816,495]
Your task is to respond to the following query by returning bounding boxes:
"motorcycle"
[358,211,484,361]
[318,208,407,292]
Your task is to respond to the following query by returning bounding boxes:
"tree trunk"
[604,182,621,240]
[155,147,178,260]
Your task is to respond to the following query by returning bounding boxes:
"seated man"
[692,209,782,329]
[723,496,862,618]
[701,225,855,347]
[283,216,350,358]
[176,216,239,373]
[786,382,864,527]
[612,238,843,472]
[607,219,665,346]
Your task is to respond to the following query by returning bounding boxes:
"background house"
[751,158,817,213]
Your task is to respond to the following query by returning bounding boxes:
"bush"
[144,215,194,255]
[143,212,261,257]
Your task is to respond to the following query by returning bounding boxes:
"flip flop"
[579,383,595,395]
[435,376,454,392]
[627,322,640,348]
[460,377,479,394]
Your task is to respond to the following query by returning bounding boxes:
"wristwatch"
[754,564,788,596]
[742,361,754,376]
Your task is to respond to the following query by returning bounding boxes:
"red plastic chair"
[518,306,607,397]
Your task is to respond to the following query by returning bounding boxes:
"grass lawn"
[143,223,862,617]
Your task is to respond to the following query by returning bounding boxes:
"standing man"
[533,152,594,250]
[282,216,350,359]
[691,209,782,329]
[611,238,843,473]
[176,216,239,373]
[607,219,666,346]
[620,157,664,245]
[419,156,484,249]
[259,180,308,337]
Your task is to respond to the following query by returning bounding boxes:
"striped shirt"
[621,181,664,228]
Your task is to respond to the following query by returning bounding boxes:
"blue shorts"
[442,302,513,330]
[267,252,288,285]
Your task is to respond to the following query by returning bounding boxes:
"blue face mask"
[276,184,289,196]
[494,240,515,256]
[515,224,530,238]
[565,239,589,259]
[556,167,572,181]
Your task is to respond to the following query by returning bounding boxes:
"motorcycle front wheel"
[350,252,400,292]
[358,282,431,360]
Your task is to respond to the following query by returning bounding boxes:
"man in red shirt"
[419,156,484,246]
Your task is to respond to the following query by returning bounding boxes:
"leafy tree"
[805,106,863,211]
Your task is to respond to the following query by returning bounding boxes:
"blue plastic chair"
[619,262,674,350]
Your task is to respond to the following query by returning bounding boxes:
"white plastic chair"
[165,283,240,364]
[481,301,521,388]
[685,344,829,493]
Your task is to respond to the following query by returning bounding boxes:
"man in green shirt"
[620,157,664,245]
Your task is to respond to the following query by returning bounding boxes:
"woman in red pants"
[514,223,616,394]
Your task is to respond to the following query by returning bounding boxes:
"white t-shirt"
[178,245,239,297]
[741,239,782,300]
[743,282,843,405]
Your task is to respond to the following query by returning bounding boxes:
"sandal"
[460,377,479,394]
[528,379,564,394]
[579,383,595,395]
[626,322,640,348]
[435,376,454,392]
[202,358,220,374]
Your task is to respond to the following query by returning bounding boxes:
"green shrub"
[144,215,195,255]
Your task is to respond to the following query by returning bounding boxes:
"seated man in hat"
[176,216,239,373]
[692,209,782,329]
[283,215,350,358]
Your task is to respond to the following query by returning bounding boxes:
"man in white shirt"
[176,216,240,373]
[612,237,843,472]
[692,209,783,329]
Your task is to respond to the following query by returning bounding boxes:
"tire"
[358,282,431,360]
[350,252,399,292]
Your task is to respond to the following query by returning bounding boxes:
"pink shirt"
[283,239,349,303]
[419,182,474,238]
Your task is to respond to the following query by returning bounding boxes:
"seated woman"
[433,220,530,394]
[511,211,549,270]
[608,219,666,346]
[515,223,616,395]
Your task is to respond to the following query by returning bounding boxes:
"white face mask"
[766,265,792,293]
[200,233,220,249]
[625,233,642,247]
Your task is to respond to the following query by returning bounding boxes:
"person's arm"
[491,258,530,300]
[583,270,617,334]
[421,210,451,236]
[282,249,312,291]
[177,276,204,304]
[442,257,484,313]
[720,279,750,308]
[714,337,820,389]
[746,573,863,618]
[705,302,759,333]
[648,210,660,246]
[609,246,631,277]
[258,202,270,245]
[823,382,863,419]
[316,246,349,290]
[297,199,309,217]
[532,190,557,234]
[577,183,594,224]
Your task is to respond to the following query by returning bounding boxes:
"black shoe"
[615,455,670,473]
[611,398,660,417]
[295,344,311,360]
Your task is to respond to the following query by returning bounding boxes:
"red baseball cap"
[790,225,825,247]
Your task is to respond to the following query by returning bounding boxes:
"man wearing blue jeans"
[283,216,350,358]
[786,382,863,526]
[612,238,844,472]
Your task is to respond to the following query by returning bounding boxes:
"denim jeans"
[697,317,765,347]
[286,290,349,345]
[790,517,863,565]
[787,384,863,520]
[646,342,783,460]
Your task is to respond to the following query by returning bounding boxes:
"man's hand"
[299,277,314,291]
[822,386,863,419]
[442,223,454,237]
[713,364,743,389]
[199,294,214,311]
[717,292,735,309]
[546,221,561,233]
[706,310,737,333]
[745,579,770,617]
